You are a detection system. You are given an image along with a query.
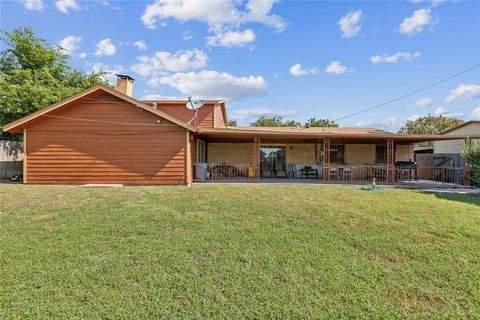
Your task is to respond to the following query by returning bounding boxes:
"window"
[197,140,206,162]
[330,144,345,164]
[376,145,387,164]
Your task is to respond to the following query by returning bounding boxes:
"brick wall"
[286,144,316,165]
[208,143,254,164]
[345,144,375,165]
[396,145,413,161]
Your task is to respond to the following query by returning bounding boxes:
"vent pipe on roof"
[115,74,134,97]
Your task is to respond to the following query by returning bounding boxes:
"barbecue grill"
[395,160,416,181]
[395,160,416,169]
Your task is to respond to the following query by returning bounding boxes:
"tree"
[225,120,237,126]
[305,117,339,128]
[463,139,480,187]
[250,116,297,127]
[0,27,107,139]
[397,115,463,135]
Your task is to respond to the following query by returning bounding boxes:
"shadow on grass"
[421,192,480,207]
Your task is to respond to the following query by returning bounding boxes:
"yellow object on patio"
[248,165,255,178]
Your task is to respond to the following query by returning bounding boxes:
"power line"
[333,63,480,122]
[41,114,172,127]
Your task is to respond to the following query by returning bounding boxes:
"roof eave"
[197,128,480,142]
[2,84,197,133]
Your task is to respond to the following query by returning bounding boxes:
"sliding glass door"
[260,146,287,177]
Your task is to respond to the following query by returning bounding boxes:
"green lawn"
[1,184,479,319]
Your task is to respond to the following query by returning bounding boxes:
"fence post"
[253,137,260,180]
[323,138,330,183]
[386,139,395,184]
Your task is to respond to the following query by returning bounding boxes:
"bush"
[463,139,480,187]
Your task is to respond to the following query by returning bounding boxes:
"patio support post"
[386,139,395,184]
[185,131,192,186]
[253,137,260,180]
[323,138,330,183]
[23,128,27,184]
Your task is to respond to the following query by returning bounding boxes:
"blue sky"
[3,0,480,129]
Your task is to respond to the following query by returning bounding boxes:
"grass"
[0,184,479,319]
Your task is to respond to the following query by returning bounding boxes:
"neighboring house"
[413,121,480,169]
[3,75,477,185]
[433,121,480,154]
[414,121,480,155]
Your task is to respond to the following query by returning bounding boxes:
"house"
[3,75,477,185]
[413,121,480,168]
[415,121,480,154]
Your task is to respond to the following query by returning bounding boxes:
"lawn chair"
[343,167,353,181]
[329,167,338,181]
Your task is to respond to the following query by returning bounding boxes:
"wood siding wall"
[152,103,216,128]
[25,93,187,185]
[434,123,480,154]
[213,104,225,128]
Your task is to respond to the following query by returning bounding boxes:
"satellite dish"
[186,97,205,126]
[186,97,205,110]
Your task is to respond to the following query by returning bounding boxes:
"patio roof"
[198,126,480,143]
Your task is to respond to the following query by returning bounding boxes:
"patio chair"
[343,167,353,181]
[329,167,338,181]
[287,164,297,178]
[300,166,319,179]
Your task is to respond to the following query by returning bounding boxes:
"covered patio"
[193,127,473,186]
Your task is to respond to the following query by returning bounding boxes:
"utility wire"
[333,63,480,122]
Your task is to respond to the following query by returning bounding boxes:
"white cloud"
[133,40,147,51]
[149,70,268,100]
[58,35,82,55]
[472,107,480,120]
[411,0,444,7]
[182,31,193,41]
[78,52,87,59]
[415,97,433,107]
[141,0,285,31]
[206,29,256,47]
[91,62,124,84]
[407,114,421,122]
[445,84,480,102]
[143,94,184,100]
[94,39,116,56]
[289,63,318,77]
[434,106,448,115]
[338,10,362,38]
[289,63,307,77]
[131,49,207,76]
[231,108,298,121]
[370,51,421,64]
[141,0,284,47]
[23,0,44,10]
[399,9,434,34]
[325,61,348,75]
[430,0,444,7]
[354,117,403,131]
[55,0,80,13]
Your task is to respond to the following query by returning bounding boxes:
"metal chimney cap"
[115,74,135,82]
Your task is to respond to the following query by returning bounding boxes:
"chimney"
[115,74,134,97]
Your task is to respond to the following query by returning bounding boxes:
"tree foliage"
[225,120,237,127]
[463,139,480,187]
[249,116,297,127]
[397,115,463,135]
[305,117,339,128]
[0,27,108,139]
[249,116,338,128]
